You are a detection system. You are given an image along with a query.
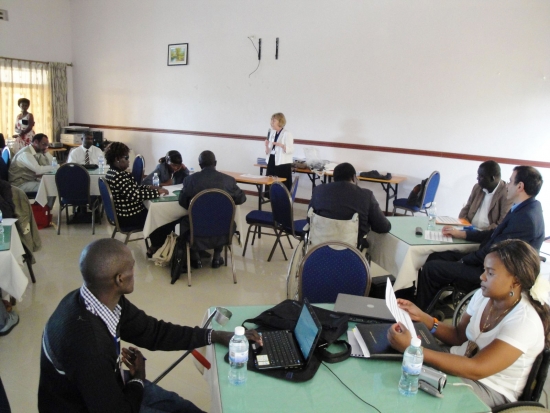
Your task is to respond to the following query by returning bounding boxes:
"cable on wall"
[247,36,261,77]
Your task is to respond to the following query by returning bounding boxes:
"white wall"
[3,0,550,224]
[0,0,75,121]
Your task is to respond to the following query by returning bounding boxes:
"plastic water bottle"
[399,337,423,396]
[228,326,248,385]
[152,173,160,187]
[0,210,4,235]
[98,156,105,172]
[51,157,58,171]
[189,167,195,175]
[427,202,437,231]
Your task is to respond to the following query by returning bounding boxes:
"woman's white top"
[266,129,294,166]
[450,290,544,401]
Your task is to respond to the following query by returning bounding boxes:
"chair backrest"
[1,147,10,167]
[290,175,300,202]
[520,347,550,402]
[132,154,145,185]
[55,163,91,204]
[421,171,440,208]
[270,181,297,235]
[306,207,359,249]
[98,177,120,229]
[188,189,236,246]
[0,157,7,181]
[298,241,371,303]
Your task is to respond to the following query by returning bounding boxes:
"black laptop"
[254,298,323,370]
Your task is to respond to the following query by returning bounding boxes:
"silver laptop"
[334,294,395,323]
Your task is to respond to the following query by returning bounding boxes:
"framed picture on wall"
[167,43,188,66]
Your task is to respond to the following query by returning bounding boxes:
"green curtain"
[49,62,68,143]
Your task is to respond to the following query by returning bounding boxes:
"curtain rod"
[0,56,72,67]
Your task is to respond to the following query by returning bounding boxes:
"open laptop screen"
[294,302,320,360]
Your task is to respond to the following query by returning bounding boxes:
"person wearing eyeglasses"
[142,150,189,186]
[104,142,175,257]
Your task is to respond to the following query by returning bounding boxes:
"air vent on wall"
[0,9,8,21]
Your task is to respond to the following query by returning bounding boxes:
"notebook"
[436,216,470,226]
[254,298,323,370]
[334,294,395,323]
[352,322,443,359]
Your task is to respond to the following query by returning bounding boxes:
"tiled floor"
[1,198,548,412]
[0,199,315,412]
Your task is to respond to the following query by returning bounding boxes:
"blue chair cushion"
[393,198,421,212]
[246,210,273,225]
[292,219,308,237]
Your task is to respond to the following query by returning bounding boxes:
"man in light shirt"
[67,132,104,165]
[459,160,511,230]
[9,133,53,193]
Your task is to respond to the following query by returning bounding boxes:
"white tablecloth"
[35,173,105,207]
[143,200,244,246]
[369,232,479,290]
[0,223,29,300]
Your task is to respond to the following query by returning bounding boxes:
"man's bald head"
[198,150,216,169]
[79,239,132,291]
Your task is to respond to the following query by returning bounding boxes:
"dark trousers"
[415,251,484,311]
[118,209,177,248]
[267,155,292,191]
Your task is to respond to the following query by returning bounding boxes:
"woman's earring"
[510,290,514,297]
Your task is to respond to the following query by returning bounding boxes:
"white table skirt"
[0,225,29,300]
[369,232,479,290]
[143,200,244,246]
[35,173,104,207]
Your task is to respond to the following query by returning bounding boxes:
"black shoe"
[190,259,202,269]
[212,258,224,269]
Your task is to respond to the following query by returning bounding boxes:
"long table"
[369,216,479,290]
[222,170,285,211]
[0,221,29,301]
[255,164,406,213]
[203,304,489,413]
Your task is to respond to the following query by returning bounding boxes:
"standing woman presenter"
[265,113,293,191]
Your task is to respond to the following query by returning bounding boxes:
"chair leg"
[22,245,36,283]
[228,245,237,284]
[286,234,293,249]
[111,228,117,239]
[251,225,258,246]
[224,245,228,265]
[268,230,288,262]
[242,225,253,257]
[65,206,70,228]
[91,204,96,235]
[392,207,396,216]
[186,242,192,287]
[124,233,131,245]
[57,204,62,235]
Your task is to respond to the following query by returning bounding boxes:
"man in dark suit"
[415,165,545,311]
[309,162,391,247]
[178,150,246,268]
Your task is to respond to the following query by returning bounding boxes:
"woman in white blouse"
[388,239,549,408]
[264,113,294,191]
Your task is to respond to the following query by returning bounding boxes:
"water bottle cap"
[411,337,421,347]
[235,326,245,336]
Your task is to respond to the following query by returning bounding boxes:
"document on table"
[385,278,416,336]
[425,230,453,242]
[240,174,265,179]
[436,216,468,225]
[163,184,183,196]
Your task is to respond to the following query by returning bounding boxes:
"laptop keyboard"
[262,330,302,367]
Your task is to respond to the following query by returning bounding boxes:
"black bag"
[359,170,392,180]
[229,300,350,382]
[170,236,186,284]
[406,178,428,207]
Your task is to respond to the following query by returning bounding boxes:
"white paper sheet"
[1,218,18,226]
[385,278,417,336]
[240,174,265,179]
[425,230,453,243]
[162,184,183,196]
